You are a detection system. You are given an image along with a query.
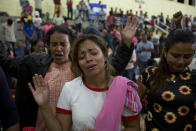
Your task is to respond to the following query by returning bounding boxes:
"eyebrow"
[171,52,193,55]
[79,48,97,53]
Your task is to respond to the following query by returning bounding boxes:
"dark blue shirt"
[0,67,19,129]
[23,24,35,40]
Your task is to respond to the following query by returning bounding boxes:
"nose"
[177,57,185,65]
[56,45,62,51]
[85,53,93,63]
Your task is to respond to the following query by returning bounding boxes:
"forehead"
[50,32,69,42]
[78,40,101,52]
[168,42,194,54]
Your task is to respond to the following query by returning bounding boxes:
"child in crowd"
[15,40,28,58]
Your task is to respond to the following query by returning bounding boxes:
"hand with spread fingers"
[120,16,139,47]
[28,74,49,108]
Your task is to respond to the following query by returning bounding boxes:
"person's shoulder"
[147,40,153,44]
[24,53,50,64]
[65,77,82,87]
[63,77,83,92]
[137,41,143,46]
[29,52,48,58]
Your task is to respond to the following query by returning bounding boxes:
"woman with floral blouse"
[137,29,196,131]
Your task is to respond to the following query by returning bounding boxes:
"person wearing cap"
[23,17,36,53]
[33,11,43,40]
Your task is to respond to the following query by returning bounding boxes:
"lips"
[55,54,64,59]
[87,64,97,70]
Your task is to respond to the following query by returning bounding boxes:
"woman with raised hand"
[0,15,138,130]
[28,17,142,131]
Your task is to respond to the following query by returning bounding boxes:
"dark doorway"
[178,0,184,3]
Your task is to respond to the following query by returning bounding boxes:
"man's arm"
[110,16,138,75]
[110,43,134,75]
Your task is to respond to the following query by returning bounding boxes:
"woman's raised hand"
[120,16,139,47]
[28,74,49,108]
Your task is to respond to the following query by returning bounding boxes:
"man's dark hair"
[7,19,13,26]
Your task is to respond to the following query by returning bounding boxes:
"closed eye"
[184,54,193,59]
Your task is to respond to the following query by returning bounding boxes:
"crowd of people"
[0,0,196,131]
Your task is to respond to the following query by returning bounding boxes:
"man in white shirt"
[33,11,43,39]
[53,11,65,26]
[2,19,16,51]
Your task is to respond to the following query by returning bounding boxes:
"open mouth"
[55,54,64,59]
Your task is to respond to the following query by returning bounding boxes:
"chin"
[85,71,101,77]
[172,67,185,72]
[54,60,66,64]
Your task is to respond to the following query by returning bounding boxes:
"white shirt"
[53,17,65,25]
[152,34,160,45]
[33,17,42,28]
[99,10,106,21]
[57,77,138,131]
[2,23,16,42]
[75,15,82,24]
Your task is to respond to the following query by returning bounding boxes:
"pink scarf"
[95,76,142,131]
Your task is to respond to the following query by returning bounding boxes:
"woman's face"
[49,32,70,64]
[34,41,44,53]
[165,42,194,72]
[78,40,106,78]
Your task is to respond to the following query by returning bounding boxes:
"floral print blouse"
[140,66,196,131]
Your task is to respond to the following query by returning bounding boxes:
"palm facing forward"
[28,74,49,107]
[120,16,138,46]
